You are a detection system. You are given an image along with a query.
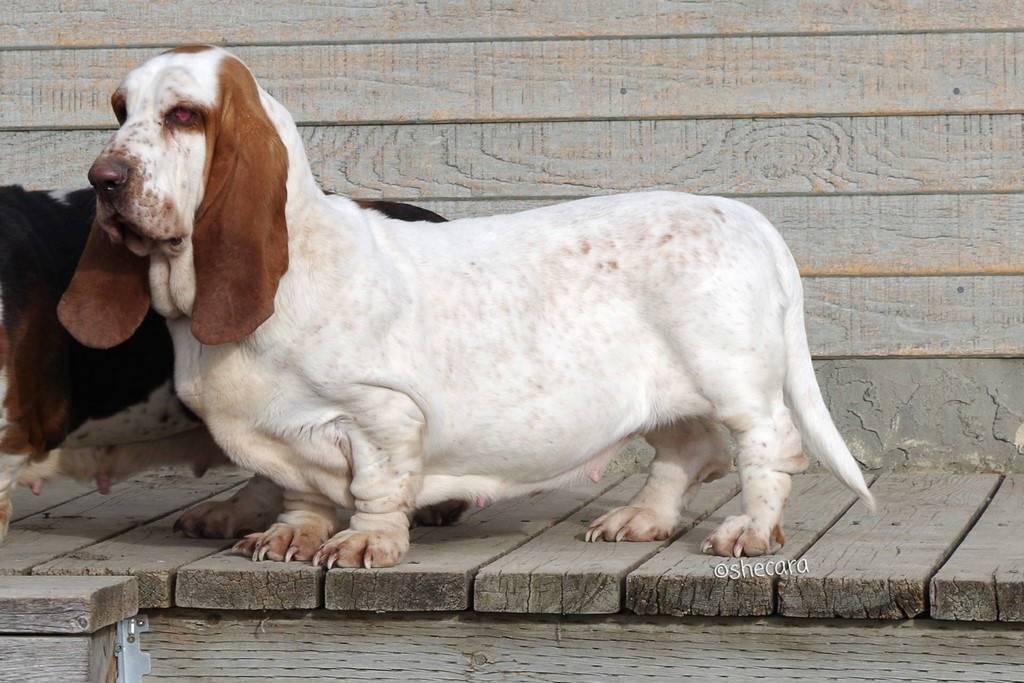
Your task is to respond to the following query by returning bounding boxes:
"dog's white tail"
[782,282,876,512]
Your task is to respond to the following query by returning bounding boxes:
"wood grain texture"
[0,626,116,683]
[930,475,1024,621]
[325,479,624,611]
[174,551,324,610]
[2,32,1022,129]
[31,482,251,609]
[1,469,247,576]
[4,1,1024,48]
[10,114,1024,198]
[142,609,1024,682]
[473,475,740,614]
[0,575,136,634]
[626,473,874,616]
[10,477,93,522]
[778,473,1000,619]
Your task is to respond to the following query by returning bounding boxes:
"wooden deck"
[2,466,1024,681]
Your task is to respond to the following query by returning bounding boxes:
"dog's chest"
[62,380,198,447]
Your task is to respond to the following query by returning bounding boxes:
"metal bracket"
[115,614,152,683]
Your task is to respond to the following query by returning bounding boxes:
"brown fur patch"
[189,55,289,345]
[1,288,71,456]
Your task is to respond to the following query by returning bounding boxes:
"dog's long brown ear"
[190,56,289,346]
[58,222,151,349]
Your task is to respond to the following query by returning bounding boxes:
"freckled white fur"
[102,47,873,567]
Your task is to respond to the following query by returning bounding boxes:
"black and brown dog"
[0,185,448,543]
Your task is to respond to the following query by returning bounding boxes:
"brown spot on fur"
[580,240,591,255]
[659,234,674,245]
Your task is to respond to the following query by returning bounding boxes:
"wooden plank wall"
[2,1,1024,469]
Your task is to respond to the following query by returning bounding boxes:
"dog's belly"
[62,380,199,447]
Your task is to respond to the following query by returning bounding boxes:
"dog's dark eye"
[166,107,198,128]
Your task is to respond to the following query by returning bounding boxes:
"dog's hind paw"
[701,514,782,557]
[585,505,676,542]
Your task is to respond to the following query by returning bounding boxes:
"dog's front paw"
[585,505,676,542]
[233,521,332,563]
[175,499,269,539]
[313,529,410,569]
[701,515,782,557]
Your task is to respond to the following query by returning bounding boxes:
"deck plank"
[0,575,137,634]
[174,550,327,610]
[0,468,248,576]
[10,478,93,522]
[778,473,1000,618]
[473,474,740,614]
[0,627,116,683]
[930,474,1024,621]
[626,472,875,616]
[142,609,1024,682]
[30,482,252,608]
[325,477,625,611]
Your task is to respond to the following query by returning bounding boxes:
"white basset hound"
[59,46,874,568]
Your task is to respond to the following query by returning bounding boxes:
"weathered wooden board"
[30,482,251,609]
[325,477,624,611]
[0,575,136,635]
[0,626,116,683]
[143,609,1024,682]
[626,473,874,616]
[0,469,247,576]
[10,114,1024,198]
[174,550,325,610]
[473,474,740,614]
[3,33,1022,129]
[931,475,1024,621]
[4,1,1022,48]
[10,477,93,522]
[779,473,1000,619]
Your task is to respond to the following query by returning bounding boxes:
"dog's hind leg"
[585,417,731,542]
[0,453,29,542]
[701,398,808,557]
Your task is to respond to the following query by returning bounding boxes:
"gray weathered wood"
[174,551,324,610]
[931,475,1024,621]
[473,474,740,614]
[142,609,1024,682]
[0,575,137,634]
[31,482,251,609]
[0,625,116,683]
[1,469,247,576]
[10,477,93,522]
[626,472,875,616]
[4,1,1023,48]
[11,114,1024,199]
[325,477,624,611]
[3,33,1022,129]
[779,473,1000,618]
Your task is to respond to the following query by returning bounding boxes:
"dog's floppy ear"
[58,221,151,349]
[189,56,289,346]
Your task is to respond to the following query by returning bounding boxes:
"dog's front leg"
[0,453,29,542]
[313,393,423,569]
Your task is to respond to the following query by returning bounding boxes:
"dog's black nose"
[88,159,130,193]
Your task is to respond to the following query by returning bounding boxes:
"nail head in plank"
[0,575,137,634]
[474,474,740,614]
[626,472,875,616]
[325,478,624,611]
[930,474,1024,621]
[778,473,1000,619]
